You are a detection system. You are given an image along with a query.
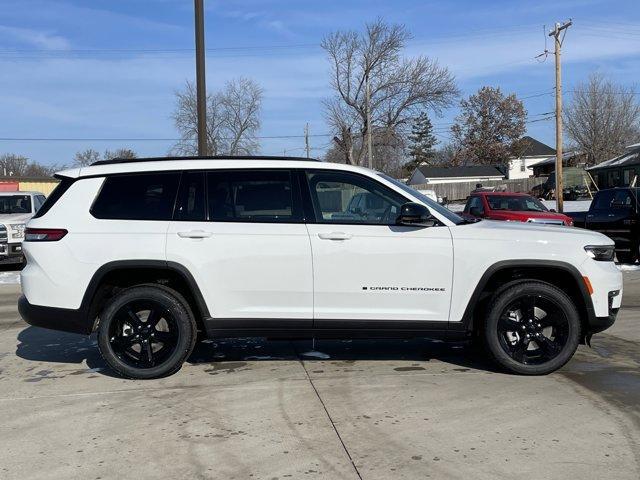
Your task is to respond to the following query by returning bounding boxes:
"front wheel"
[97,285,197,379]
[483,281,581,375]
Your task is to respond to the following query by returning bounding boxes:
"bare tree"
[451,86,527,165]
[172,78,263,156]
[103,148,137,160]
[74,149,101,167]
[0,154,28,176]
[322,19,458,170]
[0,154,59,177]
[564,73,640,164]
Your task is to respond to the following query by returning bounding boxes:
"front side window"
[0,195,32,214]
[207,170,301,223]
[306,171,405,225]
[465,196,484,214]
[91,172,180,220]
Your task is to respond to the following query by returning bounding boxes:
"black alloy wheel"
[108,299,179,369]
[497,295,569,365]
[483,281,581,375]
[98,285,197,379]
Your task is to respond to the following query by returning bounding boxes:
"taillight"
[24,228,68,242]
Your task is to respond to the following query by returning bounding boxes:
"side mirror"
[469,207,483,217]
[397,202,435,227]
[549,208,556,212]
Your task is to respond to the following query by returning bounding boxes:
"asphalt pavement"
[0,273,639,480]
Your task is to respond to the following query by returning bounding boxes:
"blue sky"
[0,0,639,166]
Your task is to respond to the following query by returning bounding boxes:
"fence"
[410,177,546,202]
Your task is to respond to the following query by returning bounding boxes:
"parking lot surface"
[1,273,639,480]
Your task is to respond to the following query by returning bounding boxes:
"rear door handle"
[177,230,212,239]
[318,232,352,241]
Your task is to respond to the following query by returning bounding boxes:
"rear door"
[166,169,313,327]
[302,169,453,327]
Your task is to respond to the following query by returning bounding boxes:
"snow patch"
[618,264,640,272]
[244,355,282,360]
[301,350,330,359]
[0,272,20,284]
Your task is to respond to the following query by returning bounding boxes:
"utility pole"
[194,0,208,156]
[304,123,310,158]
[365,73,373,169]
[549,20,571,212]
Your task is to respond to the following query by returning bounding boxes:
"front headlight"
[584,245,615,262]
[9,224,25,239]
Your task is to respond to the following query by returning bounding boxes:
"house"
[587,143,640,189]
[407,165,506,185]
[506,136,556,179]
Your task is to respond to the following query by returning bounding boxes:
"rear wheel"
[97,285,197,379]
[483,281,581,375]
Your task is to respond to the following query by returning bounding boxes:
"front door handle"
[177,230,213,239]
[318,232,352,241]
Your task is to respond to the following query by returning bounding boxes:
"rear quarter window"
[91,172,180,220]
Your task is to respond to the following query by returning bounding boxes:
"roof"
[529,150,580,169]
[587,144,640,171]
[518,136,556,157]
[91,154,320,166]
[416,165,506,179]
[471,191,530,197]
[59,157,364,180]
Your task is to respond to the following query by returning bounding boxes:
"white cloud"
[0,25,70,50]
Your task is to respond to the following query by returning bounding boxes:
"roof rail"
[91,155,321,166]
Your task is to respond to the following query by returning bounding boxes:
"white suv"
[19,156,622,379]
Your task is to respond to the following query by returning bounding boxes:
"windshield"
[377,173,465,224]
[0,195,32,214]
[487,195,548,212]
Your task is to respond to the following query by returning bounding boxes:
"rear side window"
[33,178,73,219]
[207,170,301,223]
[91,173,180,220]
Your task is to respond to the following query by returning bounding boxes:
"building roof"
[528,150,580,169]
[416,165,506,179]
[519,136,556,157]
[587,144,640,171]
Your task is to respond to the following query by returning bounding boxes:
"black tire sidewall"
[97,285,197,379]
[484,282,581,375]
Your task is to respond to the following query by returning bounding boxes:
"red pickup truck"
[462,191,574,226]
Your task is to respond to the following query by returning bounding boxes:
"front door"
[166,169,313,328]
[302,169,453,327]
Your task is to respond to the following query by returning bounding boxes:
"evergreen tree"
[407,112,437,170]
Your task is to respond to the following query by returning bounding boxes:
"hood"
[452,219,612,248]
[489,210,571,221]
[0,213,33,225]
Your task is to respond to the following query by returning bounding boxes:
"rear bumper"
[0,242,23,262]
[18,295,91,335]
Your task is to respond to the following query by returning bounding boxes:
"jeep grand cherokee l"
[18,156,622,379]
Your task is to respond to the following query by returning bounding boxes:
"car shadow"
[15,326,500,377]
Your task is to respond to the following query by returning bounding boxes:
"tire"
[483,281,581,375]
[97,284,197,379]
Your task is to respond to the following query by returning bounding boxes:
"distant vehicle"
[532,168,593,200]
[462,191,574,226]
[0,191,46,264]
[568,188,640,263]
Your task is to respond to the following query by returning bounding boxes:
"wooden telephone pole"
[365,73,373,169]
[549,20,572,212]
[194,0,208,156]
[304,123,310,158]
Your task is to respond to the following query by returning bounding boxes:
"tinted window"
[175,171,205,221]
[487,195,547,212]
[207,170,301,223]
[33,178,73,219]
[92,173,180,220]
[0,195,32,214]
[465,196,484,214]
[306,171,405,225]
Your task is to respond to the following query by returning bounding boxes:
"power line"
[0,134,333,142]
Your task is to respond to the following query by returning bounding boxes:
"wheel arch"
[459,260,595,337]
[81,260,210,333]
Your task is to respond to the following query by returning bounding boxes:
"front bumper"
[0,242,24,263]
[18,295,91,335]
